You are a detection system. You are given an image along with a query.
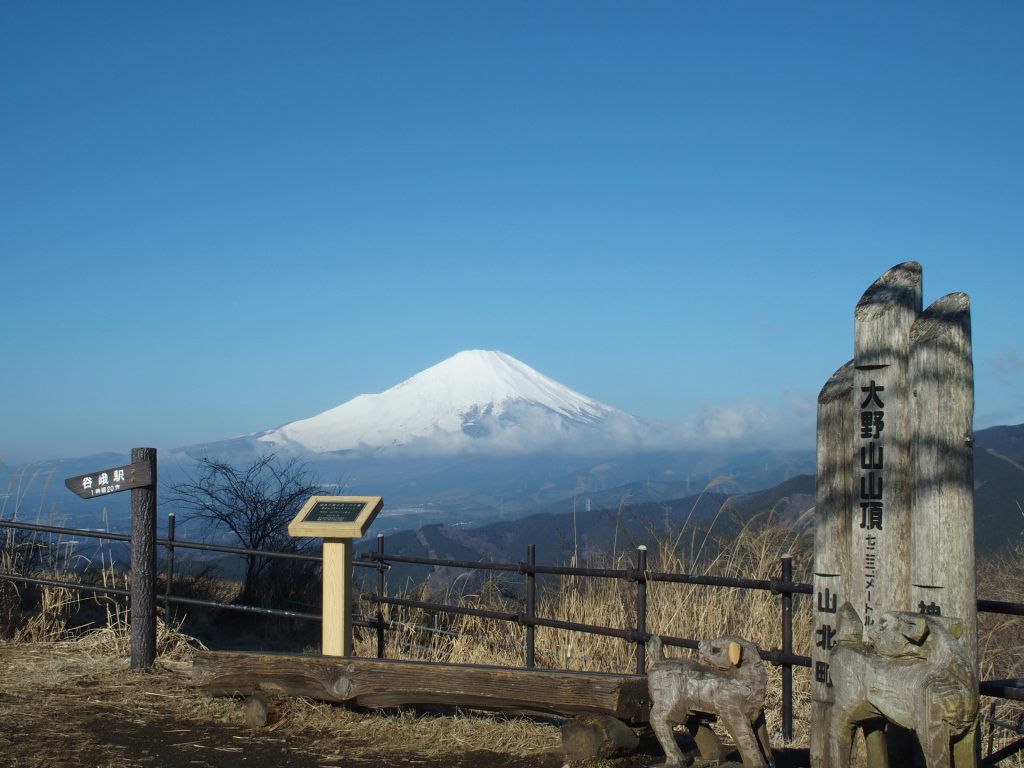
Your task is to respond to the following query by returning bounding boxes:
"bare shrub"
[167,453,324,607]
[977,540,1024,764]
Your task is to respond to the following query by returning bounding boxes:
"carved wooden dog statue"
[647,635,775,768]
[829,603,978,768]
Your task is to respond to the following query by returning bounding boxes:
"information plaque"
[288,494,384,657]
[288,495,383,539]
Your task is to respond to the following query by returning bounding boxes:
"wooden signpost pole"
[64,447,158,670]
[130,447,158,669]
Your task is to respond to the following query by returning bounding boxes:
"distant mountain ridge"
[2,346,1019,555]
[356,431,1024,593]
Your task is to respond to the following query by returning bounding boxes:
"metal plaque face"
[288,495,383,539]
[304,500,365,524]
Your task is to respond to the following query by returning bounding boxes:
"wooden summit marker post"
[849,263,921,636]
[909,293,975,662]
[288,496,383,656]
[65,447,157,669]
[810,263,978,767]
[810,361,854,767]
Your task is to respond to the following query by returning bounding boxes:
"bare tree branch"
[167,453,324,605]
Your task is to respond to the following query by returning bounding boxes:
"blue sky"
[2,2,1022,464]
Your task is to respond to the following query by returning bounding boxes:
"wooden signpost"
[289,495,383,656]
[65,447,157,670]
[810,264,978,767]
[64,458,154,499]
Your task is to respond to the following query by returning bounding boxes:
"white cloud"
[658,394,816,451]
[989,345,1024,379]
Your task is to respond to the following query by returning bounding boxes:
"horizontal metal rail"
[362,552,817,594]
[0,570,381,627]
[0,571,131,599]
[362,551,521,573]
[0,573,387,630]
[981,679,1024,702]
[371,594,519,623]
[162,593,324,622]
[156,537,324,563]
[979,599,1024,617]
[0,519,131,543]
[649,568,814,595]
[0,519,376,568]
[0,570,321,622]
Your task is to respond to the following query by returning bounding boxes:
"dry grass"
[0,636,564,767]
[289,696,561,759]
[1,526,85,642]
[353,501,814,749]
[0,556,562,761]
[977,540,1024,765]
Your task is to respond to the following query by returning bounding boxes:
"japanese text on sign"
[858,379,885,626]
[64,460,153,500]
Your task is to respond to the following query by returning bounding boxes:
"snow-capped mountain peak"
[255,350,649,456]
[386,350,607,420]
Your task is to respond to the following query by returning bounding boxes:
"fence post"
[376,533,386,659]
[781,553,794,743]
[164,512,175,617]
[635,545,648,675]
[130,447,157,670]
[525,543,536,668]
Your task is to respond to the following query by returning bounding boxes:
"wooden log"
[244,691,289,729]
[561,714,639,761]
[810,359,854,768]
[193,651,651,723]
[687,715,726,762]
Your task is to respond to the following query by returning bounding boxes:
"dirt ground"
[0,639,622,768]
[0,639,810,768]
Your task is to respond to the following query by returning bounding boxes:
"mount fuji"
[8,351,815,533]
[160,350,810,529]
[239,350,658,458]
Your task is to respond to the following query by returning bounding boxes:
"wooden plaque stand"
[288,496,383,657]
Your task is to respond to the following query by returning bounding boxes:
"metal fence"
[0,515,372,626]
[2,514,1022,763]
[358,537,810,739]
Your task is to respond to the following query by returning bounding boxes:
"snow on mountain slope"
[255,350,653,456]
